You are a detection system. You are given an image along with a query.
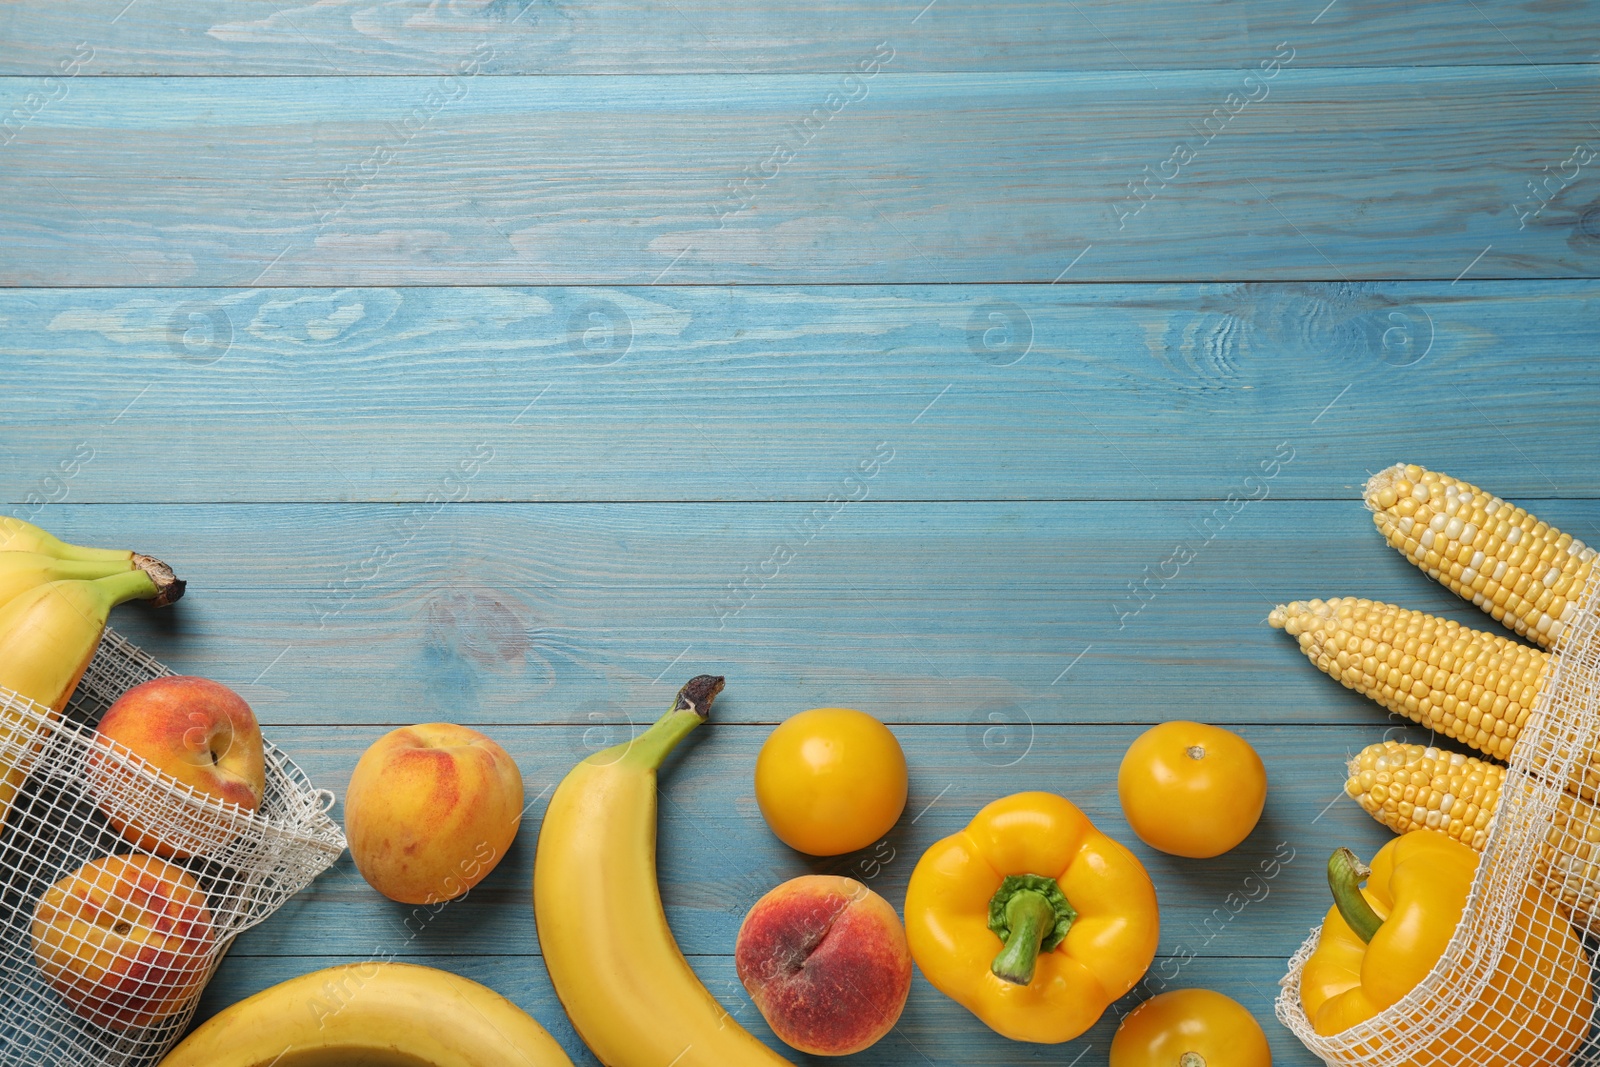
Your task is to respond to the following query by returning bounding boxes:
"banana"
[0,567,182,711]
[0,566,184,833]
[535,676,794,1067]
[157,961,575,1067]
[0,515,134,561]
[0,551,134,612]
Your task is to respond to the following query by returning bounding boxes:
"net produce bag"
[0,629,345,1066]
[1276,573,1600,1065]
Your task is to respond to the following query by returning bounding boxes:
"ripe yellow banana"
[0,567,184,834]
[535,675,795,1067]
[157,961,575,1067]
[0,515,134,561]
[0,551,134,612]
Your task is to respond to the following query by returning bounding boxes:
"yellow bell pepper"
[903,791,1159,1044]
[1302,829,1593,1066]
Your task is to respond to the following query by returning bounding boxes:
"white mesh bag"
[0,629,345,1066]
[1277,577,1600,1065]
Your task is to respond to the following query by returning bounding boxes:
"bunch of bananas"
[0,516,183,834]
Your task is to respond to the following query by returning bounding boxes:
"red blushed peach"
[735,874,911,1056]
[89,676,266,859]
[344,723,523,905]
[30,854,215,1030]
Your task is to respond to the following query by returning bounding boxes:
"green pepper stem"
[990,889,1057,985]
[986,873,1076,986]
[1327,847,1383,943]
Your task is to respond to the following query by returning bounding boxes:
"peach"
[344,723,523,905]
[735,875,911,1056]
[88,676,266,859]
[31,854,215,1030]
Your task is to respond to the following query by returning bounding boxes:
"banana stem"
[0,517,133,562]
[597,676,725,772]
[48,544,134,564]
[131,554,185,606]
[46,558,136,582]
[93,567,161,608]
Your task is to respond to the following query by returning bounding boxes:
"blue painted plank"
[1,69,1596,284]
[223,723,1404,959]
[2,0,1596,74]
[23,500,1597,729]
[3,283,1599,502]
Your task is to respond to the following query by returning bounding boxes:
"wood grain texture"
[224,723,1400,959]
[3,0,1598,74]
[29,499,1600,728]
[4,283,1599,501]
[195,951,1307,1066]
[3,68,1598,285]
[4,4,1597,1065]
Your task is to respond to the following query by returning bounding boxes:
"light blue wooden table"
[3,2,1599,1063]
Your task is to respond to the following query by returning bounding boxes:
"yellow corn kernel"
[1365,464,1595,649]
[1270,598,1548,762]
[1345,740,1503,851]
[1346,740,1600,929]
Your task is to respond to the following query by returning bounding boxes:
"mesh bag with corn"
[1272,464,1600,1066]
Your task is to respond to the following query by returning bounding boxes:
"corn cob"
[1269,597,1548,762]
[1365,464,1595,650]
[1346,740,1503,850]
[1346,740,1600,930]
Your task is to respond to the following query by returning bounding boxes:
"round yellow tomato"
[1111,989,1271,1067]
[755,708,907,856]
[1117,721,1266,858]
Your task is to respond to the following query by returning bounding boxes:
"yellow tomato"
[1111,989,1271,1067]
[755,708,907,856]
[1117,721,1266,858]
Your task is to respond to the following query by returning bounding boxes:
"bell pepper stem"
[991,890,1056,985]
[986,874,1076,986]
[1328,847,1384,943]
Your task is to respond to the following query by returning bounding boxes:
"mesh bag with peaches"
[0,630,345,1066]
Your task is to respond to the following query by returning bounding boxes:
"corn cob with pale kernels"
[1347,740,1503,850]
[1365,464,1596,649]
[1269,597,1548,762]
[1346,740,1600,930]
